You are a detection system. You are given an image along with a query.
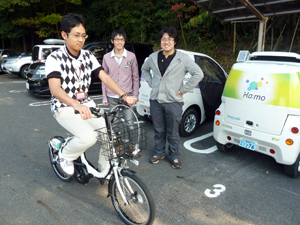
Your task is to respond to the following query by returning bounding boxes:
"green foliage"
[0,0,299,68]
[0,0,40,11]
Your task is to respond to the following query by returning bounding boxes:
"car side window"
[195,56,226,84]
[133,45,151,60]
[88,45,107,64]
[42,48,51,60]
[2,50,8,58]
[9,51,18,57]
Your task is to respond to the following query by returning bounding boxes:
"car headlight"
[33,66,46,78]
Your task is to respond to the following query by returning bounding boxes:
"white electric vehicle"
[214,51,300,178]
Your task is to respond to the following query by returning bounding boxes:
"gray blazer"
[141,50,203,103]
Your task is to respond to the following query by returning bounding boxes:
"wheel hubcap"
[24,68,28,76]
[184,114,196,133]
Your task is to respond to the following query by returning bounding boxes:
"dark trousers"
[150,100,183,161]
[108,97,135,145]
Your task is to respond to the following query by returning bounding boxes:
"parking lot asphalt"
[1,73,300,225]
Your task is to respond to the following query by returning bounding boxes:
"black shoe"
[171,159,182,169]
[149,155,165,164]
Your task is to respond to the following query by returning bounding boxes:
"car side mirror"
[2,54,8,59]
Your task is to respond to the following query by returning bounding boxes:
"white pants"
[54,107,107,170]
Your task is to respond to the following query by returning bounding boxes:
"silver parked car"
[1,54,32,79]
[0,49,19,73]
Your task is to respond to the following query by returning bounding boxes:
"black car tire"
[20,65,29,79]
[216,141,235,153]
[143,115,153,124]
[284,152,300,178]
[179,108,200,137]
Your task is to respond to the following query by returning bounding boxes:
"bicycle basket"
[96,120,148,160]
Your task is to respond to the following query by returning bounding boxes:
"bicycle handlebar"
[118,92,133,106]
[74,93,133,117]
[74,107,105,117]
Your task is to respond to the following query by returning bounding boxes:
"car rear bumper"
[214,114,300,165]
[26,79,50,96]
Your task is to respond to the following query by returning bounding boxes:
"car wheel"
[284,152,300,178]
[179,108,200,137]
[216,141,235,153]
[20,65,29,79]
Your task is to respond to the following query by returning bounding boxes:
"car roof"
[33,45,63,48]
[43,39,65,45]
[250,51,300,58]
[248,51,300,63]
[177,49,227,75]
[177,49,211,58]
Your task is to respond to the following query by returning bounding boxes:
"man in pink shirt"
[102,29,139,151]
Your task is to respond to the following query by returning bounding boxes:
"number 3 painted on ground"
[204,184,226,198]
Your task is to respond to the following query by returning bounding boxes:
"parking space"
[1,73,300,225]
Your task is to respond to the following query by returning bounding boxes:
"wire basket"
[96,120,148,160]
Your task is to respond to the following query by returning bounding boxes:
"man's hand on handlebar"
[73,104,92,120]
[122,96,134,105]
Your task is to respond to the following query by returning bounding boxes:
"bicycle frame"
[74,105,142,204]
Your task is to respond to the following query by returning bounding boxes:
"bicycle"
[48,101,155,225]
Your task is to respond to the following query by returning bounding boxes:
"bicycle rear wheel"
[109,173,155,225]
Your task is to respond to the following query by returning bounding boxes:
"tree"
[0,0,82,52]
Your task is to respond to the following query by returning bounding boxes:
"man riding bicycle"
[46,13,133,176]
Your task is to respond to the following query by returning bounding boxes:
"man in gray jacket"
[141,27,203,169]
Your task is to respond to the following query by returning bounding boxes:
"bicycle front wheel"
[109,173,155,225]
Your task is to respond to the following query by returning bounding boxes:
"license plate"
[239,139,256,151]
[26,82,29,89]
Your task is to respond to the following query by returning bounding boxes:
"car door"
[194,55,227,119]
[0,50,9,66]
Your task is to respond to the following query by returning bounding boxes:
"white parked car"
[1,54,32,79]
[0,49,19,73]
[213,51,300,178]
[137,49,228,136]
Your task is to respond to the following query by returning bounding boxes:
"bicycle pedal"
[97,178,106,185]
[130,159,139,166]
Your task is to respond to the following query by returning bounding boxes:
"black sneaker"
[149,155,165,164]
[171,159,182,169]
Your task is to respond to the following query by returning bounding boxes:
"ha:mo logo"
[243,92,266,101]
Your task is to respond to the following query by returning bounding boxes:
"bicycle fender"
[121,169,136,176]
[107,169,136,198]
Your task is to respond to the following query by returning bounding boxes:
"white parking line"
[10,90,27,93]
[29,101,51,106]
[12,81,26,83]
[0,81,25,84]
[183,132,217,154]
[29,95,103,107]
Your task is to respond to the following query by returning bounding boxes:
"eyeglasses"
[114,38,125,42]
[67,33,88,39]
[161,38,174,43]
